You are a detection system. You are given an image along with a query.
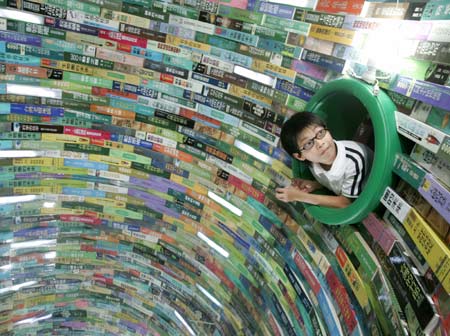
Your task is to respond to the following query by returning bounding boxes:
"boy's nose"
[315,138,326,148]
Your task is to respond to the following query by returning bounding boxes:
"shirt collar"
[312,141,346,176]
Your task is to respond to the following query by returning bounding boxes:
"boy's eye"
[304,140,314,150]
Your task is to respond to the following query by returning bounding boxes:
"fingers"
[292,179,311,190]
[276,185,307,203]
[276,193,288,202]
[294,181,311,193]
[299,184,312,192]
[291,178,303,188]
[275,187,288,202]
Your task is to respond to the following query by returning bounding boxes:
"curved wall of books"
[0,1,449,336]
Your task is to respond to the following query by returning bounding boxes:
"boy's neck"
[320,162,332,171]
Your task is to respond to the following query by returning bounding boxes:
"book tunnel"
[0,1,449,336]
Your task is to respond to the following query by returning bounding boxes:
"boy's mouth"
[320,146,329,155]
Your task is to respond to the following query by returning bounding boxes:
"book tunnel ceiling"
[0,0,449,335]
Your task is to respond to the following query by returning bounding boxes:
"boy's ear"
[293,152,305,161]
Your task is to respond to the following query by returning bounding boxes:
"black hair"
[280,112,327,157]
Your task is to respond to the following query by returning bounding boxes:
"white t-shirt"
[309,140,373,198]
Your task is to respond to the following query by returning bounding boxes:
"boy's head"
[280,112,336,165]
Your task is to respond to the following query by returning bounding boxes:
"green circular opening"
[292,78,402,225]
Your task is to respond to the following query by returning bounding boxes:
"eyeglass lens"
[301,129,327,151]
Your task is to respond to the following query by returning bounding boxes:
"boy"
[275,112,373,208]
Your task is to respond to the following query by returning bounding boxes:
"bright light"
[266,0,313,6]
[174,310,196,336]
[196,284,223,308]
[207,191,242,217]
[359,2,371,17]
[14,314,52,325]
[43,202,56,208]
[197,232,229,258]
[363,33,402,72]
[7,84,61,99]
[44,251,57,259]
[234,65,274,86]
[234,140,273,164]
[0,195,38,205]
[0,150,40,158]
[0,264,11,271]
[0,281,38,294]
[351,31,369,50]
[0,9,44,24]
[11,239,56,250]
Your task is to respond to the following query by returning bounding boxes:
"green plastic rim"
[292,78,402,225]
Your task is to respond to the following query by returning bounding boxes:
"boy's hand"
[275,185,308,203]
[291,178,321,193]
[276,185,351,208]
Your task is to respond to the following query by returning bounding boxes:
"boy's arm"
[299,193,351,208]
[275,185,351,208]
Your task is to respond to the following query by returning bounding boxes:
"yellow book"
[43,60,94,75]
[88,154,131,167]
[13,186,62,194]
[114,312,139,324]
[166,34,211,52]
[229,85,273,106]
[96,212,125,222]
[251,59,296,81]
[107,193,146,207]
[41,207,85,215]
[403,209,450,293]
[13,157,64,167]
[94,139,134,152]
[271,158,293,179]
[309,25,355,46]
[25,294,56,308]
[170,174,208,194]
[85,197,126,208]
[335,246,371,313]
[41,133,90,144]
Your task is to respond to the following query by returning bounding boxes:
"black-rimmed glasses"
[298,128,328,152]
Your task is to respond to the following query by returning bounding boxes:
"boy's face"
[293,125,337,165]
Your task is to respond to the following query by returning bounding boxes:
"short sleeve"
[341,150,368,198]
[341,168,362,198]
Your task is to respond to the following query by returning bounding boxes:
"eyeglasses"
[298,128,328,152]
